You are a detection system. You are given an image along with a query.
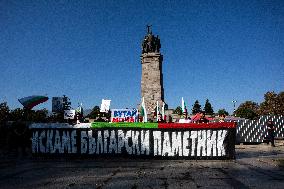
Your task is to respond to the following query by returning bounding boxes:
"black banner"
[31,128,235,159]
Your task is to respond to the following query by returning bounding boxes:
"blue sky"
[1,0,283,113]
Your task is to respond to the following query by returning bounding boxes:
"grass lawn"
[91,122,158,129]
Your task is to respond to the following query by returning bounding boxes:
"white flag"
[100,99,111,112]
[182,97,185,113]
[140,97,147,122]
[162,102,165,120]
[156,101,160,122]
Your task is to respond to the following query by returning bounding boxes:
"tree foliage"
[87,105,111,121]
[192,100,201,114]
[259,91,284,115]
[218,109,229,116]
[9,108,48,122]
[234,101,259,119]
[278,92,284,115]
[204,99,214,115]
[47,112,64,123]
[28,109,48,122]
[9,108,24,121]
[0,102,10,124]
[174,106,182,115]
[62,95,72,110]
[87,106,101,119]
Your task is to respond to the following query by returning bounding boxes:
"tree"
[218,109,229,116]
[204,99,214,115]
[29,109,48,122]
[234,101,259,120]
[0,102,10,124]
[259,91,284,115]
[47,112,64,122]
[278,91,284,115]
[174,106,182,115]
[9,108,25,121]
[87,106,101,119]
[62,95,71,110]
[87,106,111,121]
[9,108,48,122]
[192,100,201,114]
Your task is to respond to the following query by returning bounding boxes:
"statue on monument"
[142,25,161,53]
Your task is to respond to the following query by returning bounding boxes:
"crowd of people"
[155,111,214,124]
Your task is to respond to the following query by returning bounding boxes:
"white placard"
[64,110,75,119]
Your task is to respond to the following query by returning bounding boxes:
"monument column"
[140,26,166,118]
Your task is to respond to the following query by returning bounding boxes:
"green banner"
[91,122,158,129]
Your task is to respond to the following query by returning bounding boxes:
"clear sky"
[1,0,283,113]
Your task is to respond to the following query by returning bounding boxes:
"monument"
[140,25,166,117]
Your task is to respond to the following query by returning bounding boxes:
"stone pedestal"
[140,52,165,118]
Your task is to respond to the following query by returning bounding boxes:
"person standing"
[267,119,275,147]
[219,114,226,122]
[157,113,165,123]
[179,111,191,123]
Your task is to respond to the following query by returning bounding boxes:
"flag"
[182,97,188,118]
[140,97,147,122]
[156,101,160,122]
[182,97,185,112]
[76,103,83,114]
[18,95,48,109]
[162,102,165,120]
[75,103,83,123]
